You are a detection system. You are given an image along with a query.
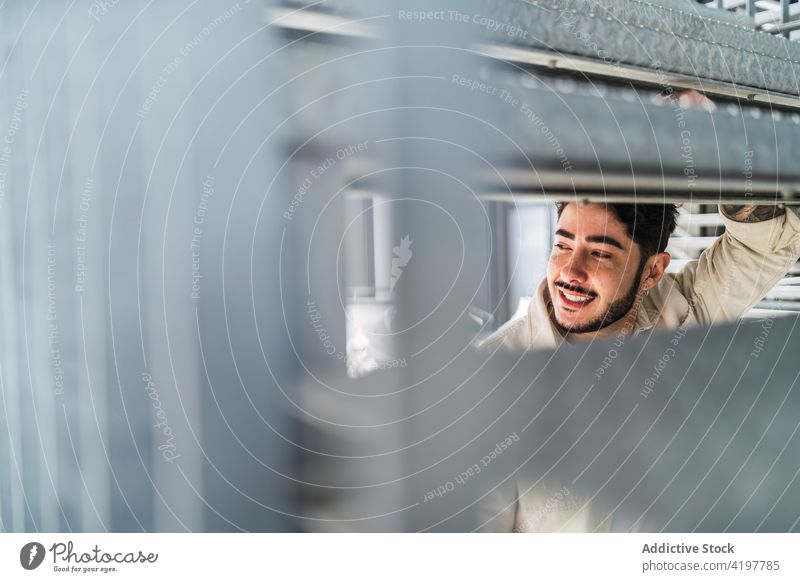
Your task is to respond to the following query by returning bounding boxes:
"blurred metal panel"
[0,0,298,533]
[330,312,800,532]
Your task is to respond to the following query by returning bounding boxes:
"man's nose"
[561,252,589,283]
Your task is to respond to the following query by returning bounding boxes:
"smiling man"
[482,200,800,353]
[547,202,672,339]
[478,200,800,533]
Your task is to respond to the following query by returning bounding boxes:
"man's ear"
[642,252,671,291]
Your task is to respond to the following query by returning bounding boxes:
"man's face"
[546,203,646,334]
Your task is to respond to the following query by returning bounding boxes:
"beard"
[547,265,646,335]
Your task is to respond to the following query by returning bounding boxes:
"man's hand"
[676,90,716,112]
[661,89,717,112]
[720,203,785,223]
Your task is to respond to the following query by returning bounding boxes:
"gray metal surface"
[0,1,295,532]
[279,0,800,96]
[268,0,800,203]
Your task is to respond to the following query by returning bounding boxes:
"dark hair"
[555,202,679,258]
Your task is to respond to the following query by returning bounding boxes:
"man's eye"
[592,251,611,259]
[554,243,570,251]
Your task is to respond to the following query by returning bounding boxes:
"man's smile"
[555,283,597,311]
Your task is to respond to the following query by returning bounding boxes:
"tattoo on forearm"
[720,203,785,223]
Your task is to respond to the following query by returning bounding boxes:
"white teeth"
[563,291,592,303]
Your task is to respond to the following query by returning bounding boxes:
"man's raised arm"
[673,203,800,326]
